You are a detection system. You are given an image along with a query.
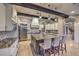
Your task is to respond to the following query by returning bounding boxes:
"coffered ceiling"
[34,3,79,15]
[13,4,58,18]
[13,3,79,18]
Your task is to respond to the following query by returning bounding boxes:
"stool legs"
[60,43,67,54]
[52,46,60,56]
[65,44,67,53]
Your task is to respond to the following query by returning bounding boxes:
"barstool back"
[62,35,67,44]
[44,39,52,49]
[52,36,60,47]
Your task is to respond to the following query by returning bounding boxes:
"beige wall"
[18,16,32,40]
[74,15,79,43]
[58,17,65,36]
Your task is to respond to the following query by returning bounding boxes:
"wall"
[0,5,18,40]
[12,5,18,23]
[74,15,79,43]
[74,21,79,43]
[58,17,65,36]
[18,16,32,40]
[0,4,6,31]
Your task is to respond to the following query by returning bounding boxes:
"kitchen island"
[0,38,18,56]
[31,33,57,55]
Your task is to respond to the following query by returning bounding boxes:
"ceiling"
[34,3,79,15]
[13,4,58,18]
[13,3,79,18]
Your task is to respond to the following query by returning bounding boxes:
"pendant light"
[39,12,42,20]
[36,11,42,19]
[48,15,51,20]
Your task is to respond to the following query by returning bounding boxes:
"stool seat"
[39,39,52,56]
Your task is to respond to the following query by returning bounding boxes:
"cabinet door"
[5,4,13,31]
[0,4,16,31]
[12,7,17,24]
[0,4,6,31]
[11,40,18,56]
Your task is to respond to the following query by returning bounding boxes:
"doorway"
[19,24,27,41]
[64,22,74,40]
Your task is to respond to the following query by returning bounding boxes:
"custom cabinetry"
[0,39,18,56]
[0,4,6,31]
[0,4,17,31]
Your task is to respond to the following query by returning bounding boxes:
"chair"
[39,38,52,56]
[59,35,67,54]
[51,36,61,56]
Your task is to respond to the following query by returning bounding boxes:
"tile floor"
[17,35,79,56]
[17,40,32,56]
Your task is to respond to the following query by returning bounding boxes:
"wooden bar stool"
[51,36,61,56]
[59,35,67,54]
[39,39,52,56]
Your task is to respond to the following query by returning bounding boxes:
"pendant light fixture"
[39,13,42,19]
[47,4,52,22]
[48,15,51,20]
[36,11,42,19]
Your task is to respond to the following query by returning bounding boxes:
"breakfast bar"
[31,34,57,55]
[0,38,18,56]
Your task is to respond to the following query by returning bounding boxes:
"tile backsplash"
[0,30,18,40]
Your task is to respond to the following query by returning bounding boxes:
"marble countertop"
[0,38,16,49]
[32,33,57,40]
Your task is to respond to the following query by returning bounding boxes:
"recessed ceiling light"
[39,16,42,19]
[71,11,75,13]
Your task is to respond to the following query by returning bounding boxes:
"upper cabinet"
[0,4,6,31]
[5,4,14,31]
[0,4,17,31]
[45,23,58,30]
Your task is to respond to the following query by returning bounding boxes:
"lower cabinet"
[10,39,18,56]
[0,39,18,56]
[0,48,11,56]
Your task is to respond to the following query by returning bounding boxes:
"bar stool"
[51,36,61,56]
[59,35,67,54]
[39,39,52,56]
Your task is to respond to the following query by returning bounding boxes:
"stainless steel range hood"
[65,16,76,23]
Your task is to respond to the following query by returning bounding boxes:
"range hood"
[65,16,76,23]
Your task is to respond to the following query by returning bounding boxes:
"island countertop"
[0,38,17,49]
[31,33,57,40]
[31,33,58,55]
